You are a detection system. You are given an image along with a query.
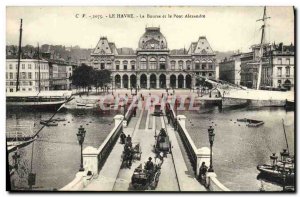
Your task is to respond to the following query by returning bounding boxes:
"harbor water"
[7,103,294,191]
[7,109,118,190]
[182,105,294,191]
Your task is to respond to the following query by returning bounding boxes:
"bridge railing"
[166,102,230,192]
[61,96,138,191]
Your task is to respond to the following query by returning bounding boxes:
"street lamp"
[207,126,215,172]
[270,153,278,168]
[122,103,127,120]
[280,149,289,191]
[135,65,139,95]
[76,125,86,171]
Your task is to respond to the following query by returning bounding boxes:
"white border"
[1,1,299,197]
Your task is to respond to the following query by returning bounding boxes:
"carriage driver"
[145,157,154,171]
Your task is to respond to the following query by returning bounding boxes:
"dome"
[138,27,168,50]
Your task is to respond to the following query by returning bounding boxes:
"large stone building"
[219,53,242,85]
[48,59,73,90]
[90,27,217,89]
[220,43,294,90]
[6,59,50,92]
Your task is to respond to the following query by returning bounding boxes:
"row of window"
[112,64,214,70]
[6,72,49,80]
[7,63,49,70]
[276,57,292,65]
[277,67,291,77]
[7,81,34,86]
[7,87,49,92]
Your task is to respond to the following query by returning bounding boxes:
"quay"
[60,92,230,191]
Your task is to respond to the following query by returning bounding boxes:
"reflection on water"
[7,109,117,190]
[182,105,294,191]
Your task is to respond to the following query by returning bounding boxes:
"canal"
[182,105,294,191]
[7,109,118,190]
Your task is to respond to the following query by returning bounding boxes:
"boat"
[40,120,58,126]
[52,117,66,121]
[6,124,36,153]
[257,163,294,180]
[285,99,295,110]
[257,120,295,184]
[76,102,86,107]
[7,138,37,153]
[6,19,73,111]
[6,91,73,111]
[219,7,294,108]
[237,118,264,127]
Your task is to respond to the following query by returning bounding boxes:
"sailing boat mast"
[38,43,41,92]
[256,6,270,90]
[16,19,23,92]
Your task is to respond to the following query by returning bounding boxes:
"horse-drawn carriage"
[131,161,161,190]
[153,104,163,116]
[154,128,171,154]
[121,142,142,168]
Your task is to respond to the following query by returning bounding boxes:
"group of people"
[120,132,133,168]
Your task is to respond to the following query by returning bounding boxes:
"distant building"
[219,54,242,85]
[271,44,294,90]
[6,59,50,92]
[48,59,73,90]
[90,27,217,89]
[225,43,295,90]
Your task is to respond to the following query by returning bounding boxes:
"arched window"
[186,60,191,70]
[150,57,157,70]
[100,60,105,70]
[178,60,184,70]
[159,58,166,70]
[140,57,147,70]
[195,60,200,70]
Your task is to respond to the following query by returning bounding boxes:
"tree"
[91,69,111,94]
[71,63,94,92]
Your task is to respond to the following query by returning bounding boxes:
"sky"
[6,6,294,52]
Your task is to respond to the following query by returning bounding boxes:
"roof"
[169,49,188,55]
[117,47,135,55]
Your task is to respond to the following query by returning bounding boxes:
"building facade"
[6,59,50,92]
[48,59,73,90]
[222,43,295,90]
[90,27,217,89]
[219,54,242,85]
[271,47,294,90]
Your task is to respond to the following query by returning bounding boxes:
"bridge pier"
[196,147,211,177]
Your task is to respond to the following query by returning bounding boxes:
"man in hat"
[145,157,154,172]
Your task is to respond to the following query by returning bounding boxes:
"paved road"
[113,108,179,191]
[83,96,204,191]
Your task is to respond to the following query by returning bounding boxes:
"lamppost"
[280,149,289,191]
[12,151,20,170]
[76,125,86,171]
[207,126,215,172]
[122,103,127,120]
[135,65,139,95]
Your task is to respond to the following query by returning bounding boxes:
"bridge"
[60,93,230,192]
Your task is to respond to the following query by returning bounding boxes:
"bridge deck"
[83,97,205,191]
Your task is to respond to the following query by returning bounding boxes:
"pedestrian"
[167,113,171,124]
[126,134,132,146]
[198,162,208,183]
[120,131,126,144]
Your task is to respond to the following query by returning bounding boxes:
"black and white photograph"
[5,6,295,192]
